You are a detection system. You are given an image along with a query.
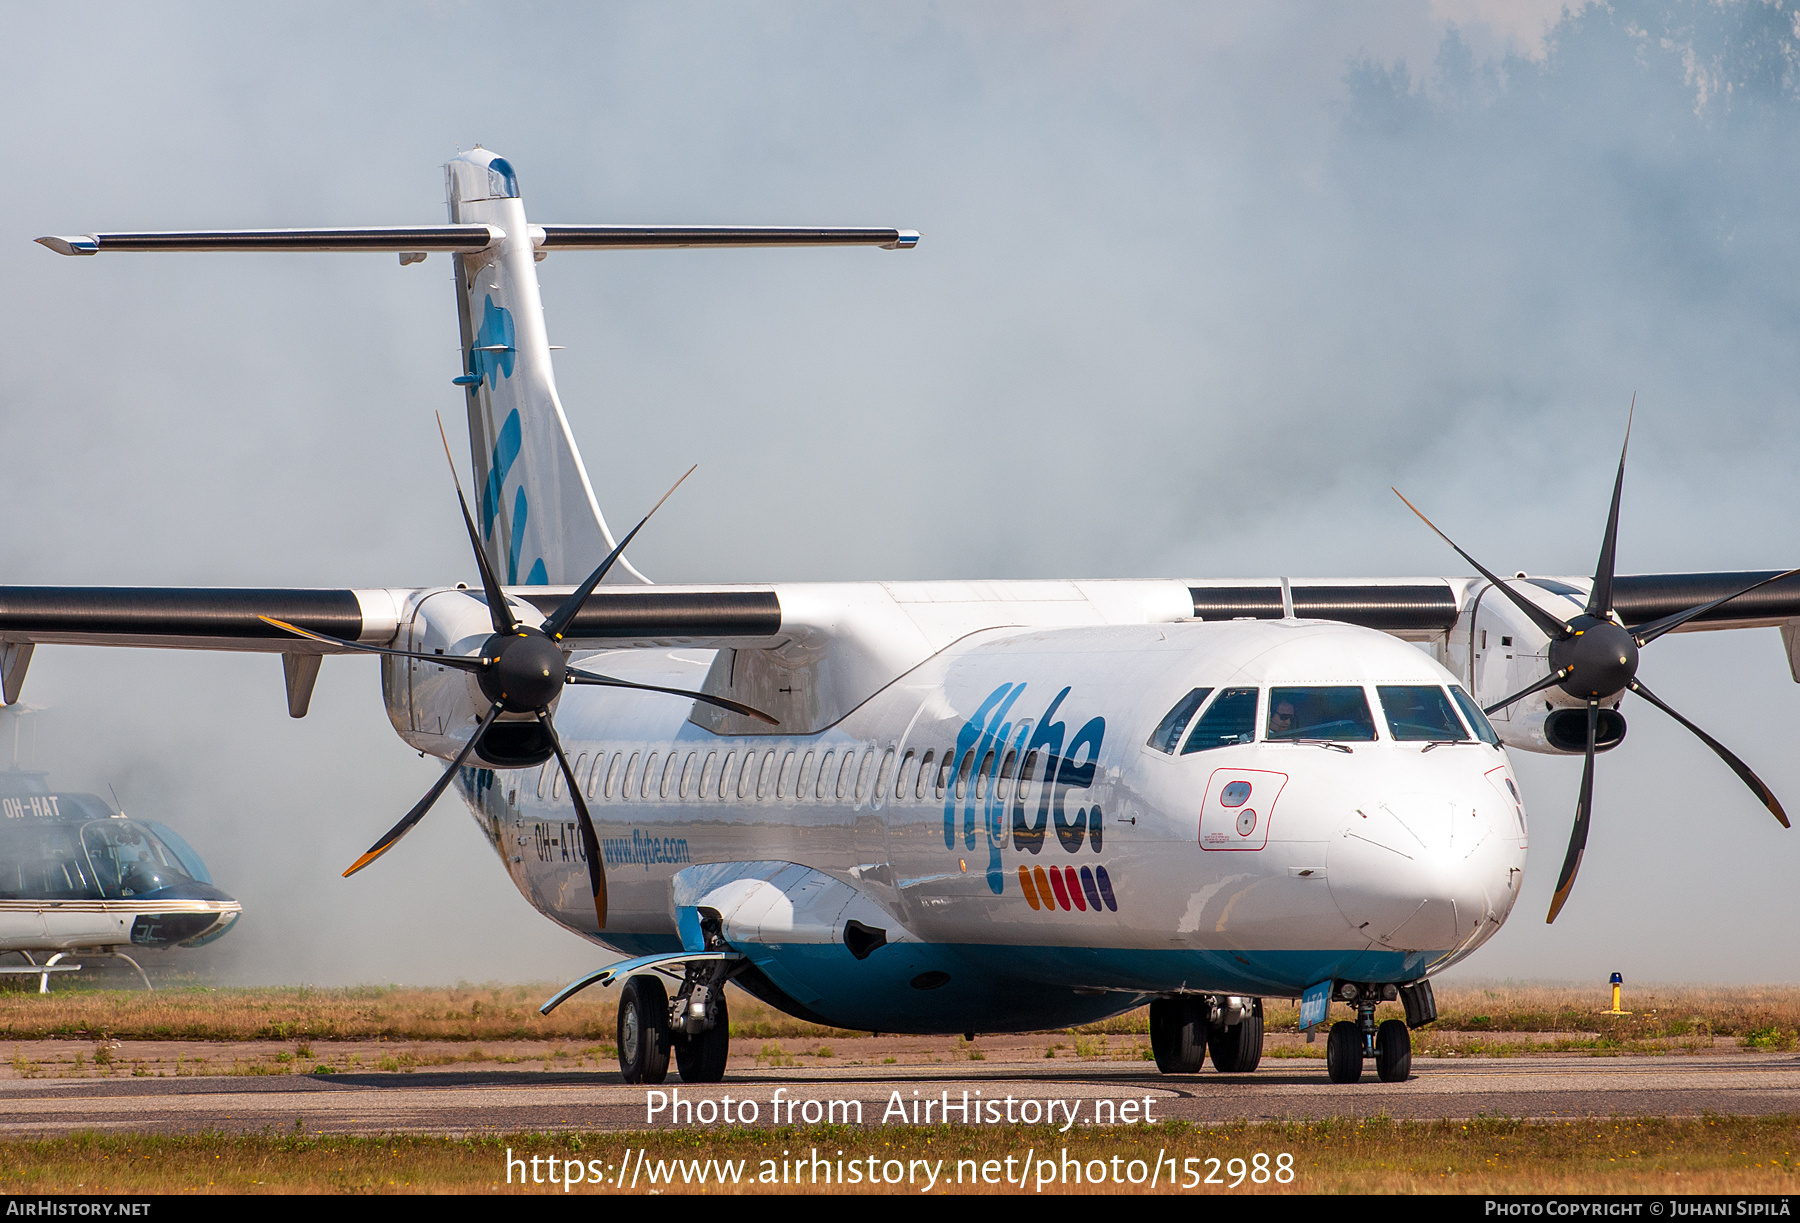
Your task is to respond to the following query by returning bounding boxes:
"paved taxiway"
[2,1054,1796,1136]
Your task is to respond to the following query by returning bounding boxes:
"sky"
[3,0,1798,987]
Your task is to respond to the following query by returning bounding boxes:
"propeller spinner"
[1397,404,1793,923]
[263,418,775,928]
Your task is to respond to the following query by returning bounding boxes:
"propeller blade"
[1585,396,1633,618]
[1630,567,1800,649]
[565,666,779,725]
[437,413,518,635]
[1546,701,1599,923]
[1629,678,1789,828]
[1482,666,1573,717]
[539,708,608,929]
[540,466,697,642]
[344,700,504,877]
[1392,488,1572,642]
[259,616,487,672]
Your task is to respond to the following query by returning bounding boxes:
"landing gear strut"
[1324,982,1416,1084]
[670,962,732,1083]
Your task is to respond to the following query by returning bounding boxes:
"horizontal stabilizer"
[35,226,503,256]
[536,225,920,250]
[36,225,919,257]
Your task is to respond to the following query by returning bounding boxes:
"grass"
[0,981,868,1044]
[0,1118,1795,1193]
[1073,983,1800,1052]
[3,979,1798,1055]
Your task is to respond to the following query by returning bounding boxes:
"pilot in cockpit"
[1268,700,1298,738]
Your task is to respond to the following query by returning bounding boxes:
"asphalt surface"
[2,1053,1796,1135]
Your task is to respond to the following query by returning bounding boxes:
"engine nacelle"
[1446,576,1627,755]
[380,587,558,768]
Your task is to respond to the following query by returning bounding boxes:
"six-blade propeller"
[1398,406,1793,923]
[263,418,775,928]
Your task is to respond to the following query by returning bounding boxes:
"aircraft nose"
[1327,790,1519,953]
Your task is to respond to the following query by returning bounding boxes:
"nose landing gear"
[1324,981,1422,1083]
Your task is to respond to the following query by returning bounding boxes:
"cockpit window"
[81,820,195,899]
[1449,686,1503,746]
[1180,687,1259,754]
[1377,685,1470,741]
[1147,687,1211,753]
[1266,687,1377,742]
[0,822,99,900]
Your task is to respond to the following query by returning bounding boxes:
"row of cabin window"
[535,742,1052,807]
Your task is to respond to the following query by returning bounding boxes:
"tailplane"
[38,149,919,586]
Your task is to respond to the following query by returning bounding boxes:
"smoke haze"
[1,1,1796,984]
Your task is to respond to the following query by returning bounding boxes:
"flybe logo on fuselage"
[947,683,1106,897]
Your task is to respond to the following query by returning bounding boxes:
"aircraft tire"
[1374,1018,1412,1082]
[1207,999,1264,1073]
[674,992,730,1083]
[1149,996,1208,1074]
[1325,1020,1363,1084]
[618,975,672,1085]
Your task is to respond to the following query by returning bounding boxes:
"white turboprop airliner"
[18,148,1797,1086]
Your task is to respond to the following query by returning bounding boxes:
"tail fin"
[38,150,919,589]
[445,149,641,586]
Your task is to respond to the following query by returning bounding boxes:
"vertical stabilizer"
[445,149,645,586]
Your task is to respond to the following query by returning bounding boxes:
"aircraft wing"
[3,571,1798,716]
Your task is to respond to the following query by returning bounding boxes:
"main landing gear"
[1323,980,1434,1084]
[616,964,733,1085]
[1149,995,1265,1074]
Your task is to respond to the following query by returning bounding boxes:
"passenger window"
[622,753,640,801]
[1016,750,1039,803]
[756,750,776,800]
[975,751,995,800]
[998,749,1017,799]
[737,752,756,800]
[698,752,717,798]
[1378,685,1469,741]
[896,750,915,800]
[659,753,678,799]
[1267,687,1377,742]
[856,750,876,802]
[876,749,896,803]
[836,752,856,801]
[1181,688,1259,754]
[679,752,698,798]
[935,753,953,800]
[955,750,975,800]
[777,750,796,799]
[1449,686,1503,746]
[1148,688,1212,753]
[716,750,736,799]
[816,751,835,800]
[918,750,936,800]
[799,751,816,799]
